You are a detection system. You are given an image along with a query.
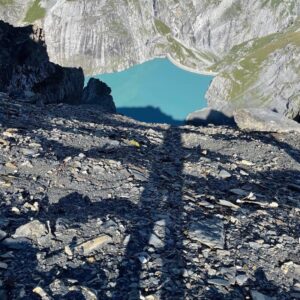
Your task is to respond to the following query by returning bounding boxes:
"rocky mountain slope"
[0,94,300,299]
[0,16,299,300]
[0,0,299,119]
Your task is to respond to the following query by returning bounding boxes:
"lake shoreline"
[166,54,218,77]
[93,58,212,122]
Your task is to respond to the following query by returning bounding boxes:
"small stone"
[64,245,73,256]
[13,220,48,241]
[80,286,98,300]
[149,234,164,248]
[0,138,9,146]
[78,153,86,159]
[23,202,39,212]
[0,262,8,269]
[2,128,17,137]
[138,252,150,264]
[11,207,20,214]
[240,170,249,176]
[230,188,249,197]
[219,169,231,179]
[207,278,230,287]
[5,162,17,169]
[239,160,254,166]
[236,274,249,286]
[21,148,37,156]
[74,235,112,256]
[0,180,12,188]
[63,156,72,163]
[250,290,274,300]
[216,250,230,257]
[128,140,141,148]
[188,217,224,249]
[293,283,300,292]
[218,199,239,210]
[20,160,33,168]
[33,287,51,300]
[144,295,157,300]
[87,257,96,263]
[268,202,278,208]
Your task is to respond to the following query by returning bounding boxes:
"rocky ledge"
[0,94,299,299]
[0,21,116,113]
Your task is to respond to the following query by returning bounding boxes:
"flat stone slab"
[234,108,300,133]
[188,217,225,249]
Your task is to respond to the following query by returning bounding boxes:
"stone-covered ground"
[0,93,299,300]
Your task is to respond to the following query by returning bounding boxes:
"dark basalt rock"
[82,78,116,113]
[0,20,84,105]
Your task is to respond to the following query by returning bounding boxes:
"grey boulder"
[82,78,116,113]
[234,108,300,133]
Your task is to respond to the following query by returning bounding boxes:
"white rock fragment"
[13,220,47,241]
[33,287,51,300]
[74,235,112,256]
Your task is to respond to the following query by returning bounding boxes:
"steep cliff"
[0,20,84,104]
[207,20,300,120]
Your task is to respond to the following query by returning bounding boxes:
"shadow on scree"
[118,106,236,127]
[118,106,183,125]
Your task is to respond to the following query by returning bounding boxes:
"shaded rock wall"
[0,20,84,105]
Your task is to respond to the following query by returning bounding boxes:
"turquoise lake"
[92,58,213,124]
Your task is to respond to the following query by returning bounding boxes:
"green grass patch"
[24,0,46,23]
[209,19,300,104]
[154,19,171,35]
[0,0,13,5]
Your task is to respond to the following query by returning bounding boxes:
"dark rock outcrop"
[82,78,116,113]
[0,20,84,105]
[186,107,236,127]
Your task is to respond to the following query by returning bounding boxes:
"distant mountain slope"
[207,19,300,120]
[0,0,299,119]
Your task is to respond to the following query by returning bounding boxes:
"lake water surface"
[92,58,213,124]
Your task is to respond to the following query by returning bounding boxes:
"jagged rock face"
[206,24,300,121]
[0,0,32,25]
[42,0,299,74]
[0,20,84,105]
[44,0,158,75]
[2,1,298,73]
[82,78,116,113]
[154,0,298,55]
